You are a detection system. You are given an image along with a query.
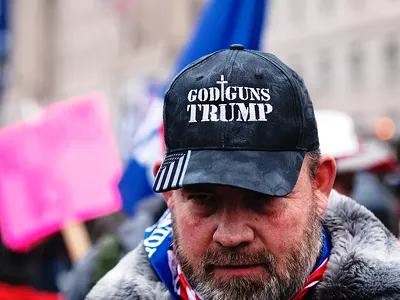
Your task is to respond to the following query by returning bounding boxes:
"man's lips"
[213,264,265,277]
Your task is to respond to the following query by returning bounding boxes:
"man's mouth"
[213,264,265,277]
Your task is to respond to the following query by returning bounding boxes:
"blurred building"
[2,0,399,142]
[266,0,400,139]
[0,0,203,132]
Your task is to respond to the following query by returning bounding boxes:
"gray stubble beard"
[173,196,324,300]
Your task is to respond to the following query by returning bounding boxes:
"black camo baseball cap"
[153,44,319,197]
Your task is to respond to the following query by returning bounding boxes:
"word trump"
[186,75,273,123]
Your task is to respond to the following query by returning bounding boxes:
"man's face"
[170,158,324,300]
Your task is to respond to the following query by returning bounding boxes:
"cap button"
[230,44,245,50]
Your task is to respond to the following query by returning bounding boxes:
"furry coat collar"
[86,191,400,300]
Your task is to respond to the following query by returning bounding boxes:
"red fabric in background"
[159,124,166,153]
[0,282,62,300]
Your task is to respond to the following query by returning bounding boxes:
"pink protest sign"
[0,94,122,251]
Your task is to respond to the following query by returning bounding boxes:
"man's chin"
[203,268,272,291]
[194,272,275,300]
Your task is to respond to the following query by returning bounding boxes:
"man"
[86,45,400,300]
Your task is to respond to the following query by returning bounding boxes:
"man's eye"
[248,196,275,212]
[189,193,214,205]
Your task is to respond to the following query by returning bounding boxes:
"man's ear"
[314,155,336,216]
[153,160,173,209]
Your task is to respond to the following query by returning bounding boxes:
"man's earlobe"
[314,155,336,215]
[153,160,162,177]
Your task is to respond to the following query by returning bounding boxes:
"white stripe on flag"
[163,161,175,190]
[178,150,191,186]
[171,155,185,188]
[187,287,198,300]
[305,281,319,289]
[155,168,166,191]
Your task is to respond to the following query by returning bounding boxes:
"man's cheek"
[265,210,303,235]
[179,233,207,266]
[263,216,305,252]
[283,212,304,231]
[178,220,210,254]
[181,212,203,228]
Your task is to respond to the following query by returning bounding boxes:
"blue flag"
[173,0,267,76]
[119,0,268,216]
[0,0,8,59]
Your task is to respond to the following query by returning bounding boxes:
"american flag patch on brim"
[153,150,191,192]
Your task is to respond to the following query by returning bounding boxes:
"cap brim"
[153,150,306,197]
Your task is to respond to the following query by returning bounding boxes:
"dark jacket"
[85,191,400,300]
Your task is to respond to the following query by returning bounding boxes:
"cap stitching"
[244,50,303,148]
[221,50,235,148]
[290,73,307,148]
[166,146,309,153]
[229,51,240,76]
[222,50,240,148]
[224,51,240,147]
[164,50,225,151]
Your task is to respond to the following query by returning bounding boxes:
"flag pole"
[61,222,92,262]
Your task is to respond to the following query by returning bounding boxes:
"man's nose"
[212,212,255,248]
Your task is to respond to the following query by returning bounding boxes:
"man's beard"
[173,195,323,300]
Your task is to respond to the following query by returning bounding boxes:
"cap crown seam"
[221,49,236,148]
[164,50,224,148]
[245,50,303,146]
[222,50,240,148]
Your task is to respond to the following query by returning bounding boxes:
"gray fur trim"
[86,191,400,300]
[85,244,171,300]
[314,190,400,299]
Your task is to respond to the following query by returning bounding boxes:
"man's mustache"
[201,247,278,276]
